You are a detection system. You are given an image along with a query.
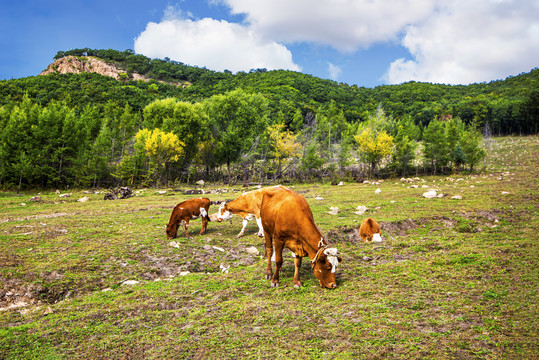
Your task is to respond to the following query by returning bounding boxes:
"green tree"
[459,128,486,172]
[422,118,449,174]
[392,115,420,176]
[204,89,269,180]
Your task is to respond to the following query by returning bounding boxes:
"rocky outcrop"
[40,55,148,81]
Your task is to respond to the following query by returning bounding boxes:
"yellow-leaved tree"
[135,128,185,185]
[354,108,393,173]
[267,123,302,179]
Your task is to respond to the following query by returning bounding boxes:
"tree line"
[1,90,487,189]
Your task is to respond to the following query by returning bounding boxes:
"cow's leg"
[255,217,264,237]
[200,216,208,235]
[236,217,248,238]
[271,241,284,288]
[264,233,273,280]
[184,219,190,238]
[293,256,303,288]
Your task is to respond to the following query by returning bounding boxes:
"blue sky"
[1,0,537,88]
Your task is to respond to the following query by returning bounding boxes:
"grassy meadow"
[1,136,538,359]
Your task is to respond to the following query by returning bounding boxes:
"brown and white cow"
[166,197,211,239]
[260,186,342,289]
[216,186,285,238]
[359,218,382,243]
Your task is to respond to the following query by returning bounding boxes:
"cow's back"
[261,187,317,239]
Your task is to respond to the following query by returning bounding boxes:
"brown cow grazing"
[166,197,211,239]
[359,218,382,243]
[260,186,342,289]
[216,186,285,238]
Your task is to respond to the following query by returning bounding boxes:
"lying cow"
[166,197,211,239]
[216,186,285,238]
[260,186,342,289]
[359,218,382,243]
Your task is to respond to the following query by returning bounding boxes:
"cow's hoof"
[257,233,264,237]
[294,283,302,288]
[265,274,272,280]
[271,282,279,288]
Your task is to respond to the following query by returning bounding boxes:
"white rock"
[245,246,260,255]
[77,197,89,202]
[355,205,368,215]
[196,180,205,187]
[315,196,324,200]
[451,195,463,200]
[59,193,71,198]
[157,191,166,195]
[169,241,180,248]
[338,181,344,186]
[410,185,419,188]
[29,196,42,202]
[501,191,510,195]
[422,190,437,199]
[121,280,139,286]
[375,188,381,194]
[179,271,190,276]
[220,264,230,273]
[213,246,225,252]
[328,207,339,215]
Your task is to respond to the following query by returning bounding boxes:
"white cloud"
[134,13,300,73]
[220,0,435,51]
[384,0,539,84]
[328,63,342,81]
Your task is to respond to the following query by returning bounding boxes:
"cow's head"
[216,202,233,222]
[165,223,177,239]
[311,247,342,289]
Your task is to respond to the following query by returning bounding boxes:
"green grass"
[1,136,538,359]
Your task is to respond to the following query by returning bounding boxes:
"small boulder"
[245,246,260,255]
[355,205,368,215]
[422,190,437,199]
[375,188,381,194]
[196,180,205,187]
[29,196,42,202]
[328,207,339,215]
[77,197,89,203]
[451,195,463,200]
[121,280,139,286]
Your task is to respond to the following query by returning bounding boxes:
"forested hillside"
[0,48,537,189]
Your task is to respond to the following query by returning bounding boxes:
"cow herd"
[165,185,382,289]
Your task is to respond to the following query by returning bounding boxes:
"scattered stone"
[422,190,437,199]
[375,188,381,194]
[437,194,445,198]
[20,203,26,206]
[362,256,372,261]
[451,195,463,200]
[44,306,54,316]
[390,200,397,203]
[102,288,113,292]
[185,189,203,195]
[315,196,324,200]
[501,191,510,195]
[328,207,339,215]
[59,193,71,198]
[196,180,205,187]
[410,185,419,188]
[245,246,260,255]
[213,246,225,252]
[179,271,190,276]
[157,190,167,195]
[169,241,180,248]
[29,196,42,202]
[338,181,345,186]
[77,197,89,202]
[355,205,368,215]
[220,264,230,273]
[121,280,139,286]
